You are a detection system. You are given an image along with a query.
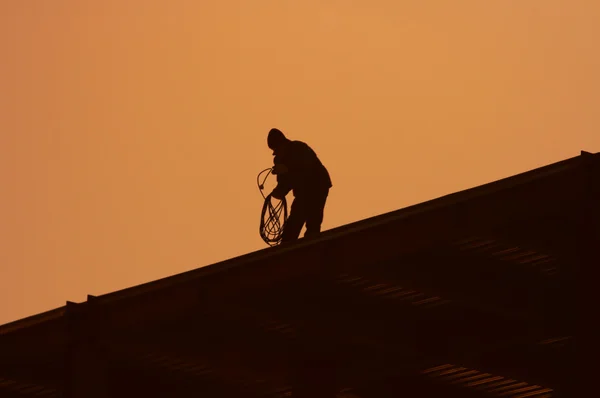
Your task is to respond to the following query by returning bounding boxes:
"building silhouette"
[1,151,597,398]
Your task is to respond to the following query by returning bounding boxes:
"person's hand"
[271,189,284,200]
[272,163,288,175]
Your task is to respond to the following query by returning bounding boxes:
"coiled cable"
[257,168,288,246]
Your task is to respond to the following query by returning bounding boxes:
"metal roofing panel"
[1,151,596,335]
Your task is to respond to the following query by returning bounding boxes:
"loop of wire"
[257,168,288,246]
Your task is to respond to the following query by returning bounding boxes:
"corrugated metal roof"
[3,151,595,333]
[0,150,595,397]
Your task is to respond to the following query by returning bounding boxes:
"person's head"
[267,128,289,154]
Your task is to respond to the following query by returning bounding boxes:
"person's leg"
[304,189,329,239]
[281,196,308,243]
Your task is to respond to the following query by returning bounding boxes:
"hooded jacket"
[271,140,332,198]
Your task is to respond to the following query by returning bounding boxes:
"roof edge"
[0,307,66,336]
[92,150,597,303]
[1,150,597,333]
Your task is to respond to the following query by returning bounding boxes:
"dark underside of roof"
[1,151,597,398]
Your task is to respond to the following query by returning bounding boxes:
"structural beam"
[64,297,109,398]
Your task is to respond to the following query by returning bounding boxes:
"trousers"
[281,188,329,243]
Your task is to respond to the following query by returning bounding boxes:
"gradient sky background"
[1,0,598,326]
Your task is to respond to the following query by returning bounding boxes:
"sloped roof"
[0,150,596,398]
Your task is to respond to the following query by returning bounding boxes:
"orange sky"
[1,0,599,326]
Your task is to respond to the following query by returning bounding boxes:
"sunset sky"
[1,0,598,326]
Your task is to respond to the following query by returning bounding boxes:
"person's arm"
[271,176,292,199]
[271,155,292,199]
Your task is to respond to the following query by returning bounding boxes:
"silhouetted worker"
[267,128,332,243]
